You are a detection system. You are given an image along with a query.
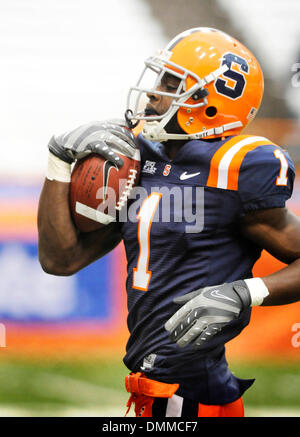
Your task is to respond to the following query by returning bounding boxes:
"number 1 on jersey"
[274,149,288,186]
[133,192,162,291]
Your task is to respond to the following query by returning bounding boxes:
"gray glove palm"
[48,120,138,167]
[165,280,251,349]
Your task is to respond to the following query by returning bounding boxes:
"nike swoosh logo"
[210,290,238,304]
[180,171,200,180]
[103,160,119,199]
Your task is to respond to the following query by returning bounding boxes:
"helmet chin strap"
[142,120,243,142]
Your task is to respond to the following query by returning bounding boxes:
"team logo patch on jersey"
[163,164,172,176]
[142,160,157,175]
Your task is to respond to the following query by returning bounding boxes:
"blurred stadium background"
[1,0,300,417]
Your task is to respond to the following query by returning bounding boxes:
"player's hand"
[47,120,138,167]
[164,281,251,349]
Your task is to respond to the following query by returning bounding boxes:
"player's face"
[145,73,181,117]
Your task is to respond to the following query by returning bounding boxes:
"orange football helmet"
[126,27,264,141]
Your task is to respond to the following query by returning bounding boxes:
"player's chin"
[144,107,159,117]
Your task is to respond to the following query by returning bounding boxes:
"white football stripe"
[217,136,268,189]
[75,201,115,225]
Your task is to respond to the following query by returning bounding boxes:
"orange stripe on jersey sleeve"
[206,135,251,188]
[226,139,276,190]
[207,136,276,190]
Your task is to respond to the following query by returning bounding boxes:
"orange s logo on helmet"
[168,28,264,139]
[126,27,264,142]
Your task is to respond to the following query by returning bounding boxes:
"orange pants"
[125,372,244,417]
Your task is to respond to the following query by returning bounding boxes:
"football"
[69,151,140,232]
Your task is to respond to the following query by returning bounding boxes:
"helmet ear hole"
[205,106,217,118]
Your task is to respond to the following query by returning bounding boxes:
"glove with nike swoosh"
[164,280,252,349]
[48,120,137,166]
[46,120,138,182]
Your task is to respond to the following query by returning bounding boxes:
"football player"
[38,28,300,417]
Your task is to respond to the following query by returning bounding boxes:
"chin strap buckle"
[125,109,140,130]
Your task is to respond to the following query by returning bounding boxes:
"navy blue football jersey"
[120,133,295,404]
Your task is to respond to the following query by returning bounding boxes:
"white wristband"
[46,152,72,183]
[244,278,269,306]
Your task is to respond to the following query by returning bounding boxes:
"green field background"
[0,355,299,417]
